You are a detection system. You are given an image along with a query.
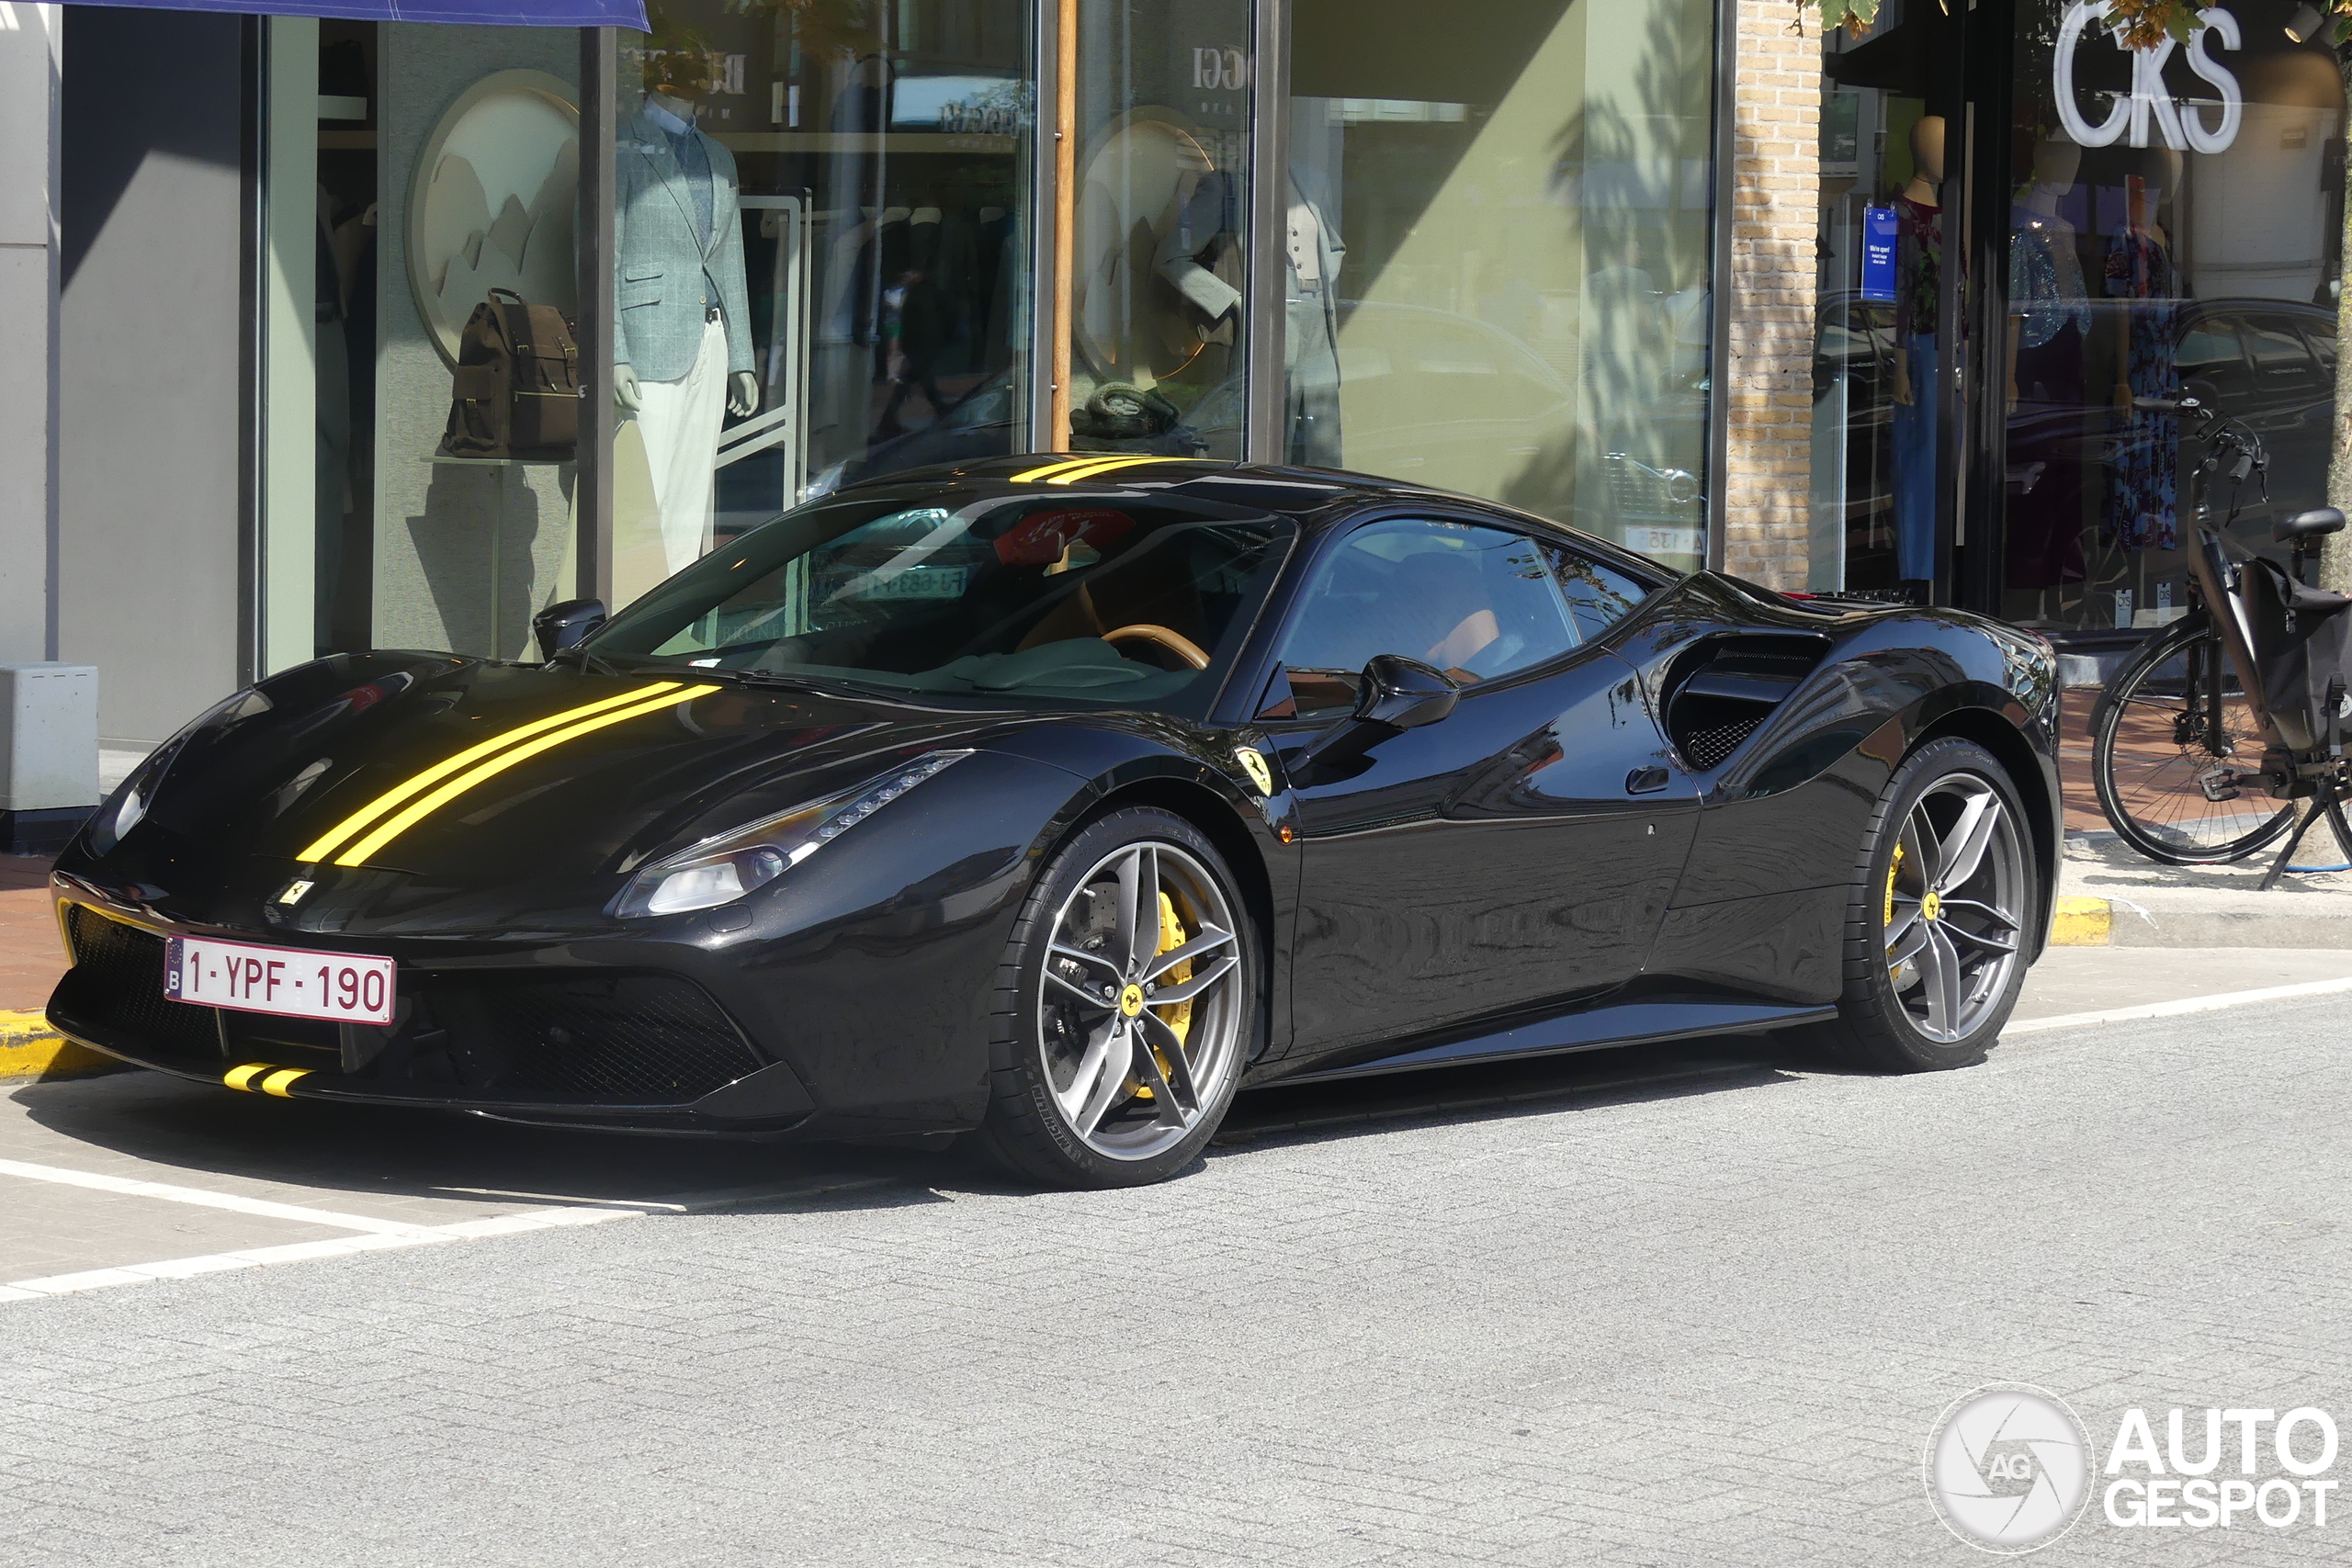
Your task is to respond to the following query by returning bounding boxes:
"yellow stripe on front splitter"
[224,1063,273,1091]
[259,1068,311,1098]
[330,684,718,867]
[298,682,686,863]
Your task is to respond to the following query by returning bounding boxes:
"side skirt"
[1251,998,1837,1089]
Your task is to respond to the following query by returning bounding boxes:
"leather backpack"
[437,288,582,460]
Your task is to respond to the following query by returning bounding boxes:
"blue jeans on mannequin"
[1892,333,1938,582]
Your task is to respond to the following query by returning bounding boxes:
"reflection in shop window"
[1063,0,1254,460]
[1283,0,1717,572]
[605,0,1037,610]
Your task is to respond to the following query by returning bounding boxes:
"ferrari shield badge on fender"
[1233,747,1274,797]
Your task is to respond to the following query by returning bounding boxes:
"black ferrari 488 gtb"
[49,456,2061,1187]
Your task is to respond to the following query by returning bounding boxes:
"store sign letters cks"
[2053,0,2243,154]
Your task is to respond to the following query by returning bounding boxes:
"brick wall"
[1719,1,1821,589]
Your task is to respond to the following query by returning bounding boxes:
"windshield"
[583,486,1294,714]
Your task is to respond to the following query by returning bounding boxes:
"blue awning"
[55,0,648,27]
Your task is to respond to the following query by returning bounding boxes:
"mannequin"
[2005,134,2092,594]
[2104,156,2184,555]
[1889,114,1945,592]
[2007,134,2089,405]
[615,57,760,572]
[1154,164,1345,464]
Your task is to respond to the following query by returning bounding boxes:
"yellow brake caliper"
[1132,891,1193,1101]
[1883,840,1909,979]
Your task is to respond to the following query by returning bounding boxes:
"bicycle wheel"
[2091,616,2294,863]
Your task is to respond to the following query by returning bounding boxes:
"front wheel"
[975,807,1258,1189]
[1796,738,2038,1072]
[2091,616,2294,864]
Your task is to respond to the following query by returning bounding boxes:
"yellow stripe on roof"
[1009,456,1102,483]
[1043,456,1196,485]
[297,683,684,863]
[1008,455,1210,485]
[330,684,718,867]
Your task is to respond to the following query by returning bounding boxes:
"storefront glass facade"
[1809,0,2346,631]
[1286,0,1717,566]
[252,0,1729,668]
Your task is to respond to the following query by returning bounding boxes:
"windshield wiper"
[706,667,908,701]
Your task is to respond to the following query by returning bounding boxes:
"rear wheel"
[2092,617,2294,863]
[975,807,1257,1189]
[1797,738,2037,1072]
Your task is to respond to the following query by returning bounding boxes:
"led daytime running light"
[616,750,974,919]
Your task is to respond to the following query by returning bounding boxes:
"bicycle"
[2088,392,2352,885]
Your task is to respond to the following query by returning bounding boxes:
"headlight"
[612,750,973,919]
[85,686,274,856]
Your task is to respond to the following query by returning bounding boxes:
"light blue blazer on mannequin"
[614,107,755,384]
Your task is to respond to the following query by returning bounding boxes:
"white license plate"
[164,936,396,1025]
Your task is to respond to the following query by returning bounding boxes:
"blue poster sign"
[1860,206,1898,303]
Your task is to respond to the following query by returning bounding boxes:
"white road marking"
[0,1173,898,1303]
[0,1156,441,1235]
[2005,973,2352,1035]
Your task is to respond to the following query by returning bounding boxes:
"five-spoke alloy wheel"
[1799,738,2038,1071]
[978,808,1257,1187]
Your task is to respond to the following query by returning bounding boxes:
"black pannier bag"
[2235,548,2352,753]
[437,288,582,461]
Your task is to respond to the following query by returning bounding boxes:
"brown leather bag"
[437,288,582,460]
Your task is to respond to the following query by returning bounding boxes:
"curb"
[2050,897,2111,945]
[0,1010,125,1082]
[2046,895,2352,950]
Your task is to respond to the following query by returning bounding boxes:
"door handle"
[1625,765,1670,795]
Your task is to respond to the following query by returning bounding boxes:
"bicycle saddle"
[2274,507,2346,544]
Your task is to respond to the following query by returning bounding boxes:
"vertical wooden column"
[1048,0,1077,452]
[576,26,616,606]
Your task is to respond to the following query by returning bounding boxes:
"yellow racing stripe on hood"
[329,684,719,867]
[297,684,685,863]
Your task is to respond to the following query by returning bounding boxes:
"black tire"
[1794,738,2040,1073]
[974,807,1260,1189]
[2091,617,2293,864]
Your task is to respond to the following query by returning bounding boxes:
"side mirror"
[1354,653,1459,732]
[1291,655,1458,781]
[533,598,606,661]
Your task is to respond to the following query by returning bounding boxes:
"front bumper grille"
[53,905,764,1105]
[428,972,763,1100]
[59,906,222,1059]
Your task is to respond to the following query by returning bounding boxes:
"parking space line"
[2004,973,2352,1035]
[0,1172,901,1304]
[0,1156,445,1235]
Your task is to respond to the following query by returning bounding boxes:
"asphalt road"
[7,980,2352,1565]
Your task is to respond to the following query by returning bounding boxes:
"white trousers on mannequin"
[633,318,729,574]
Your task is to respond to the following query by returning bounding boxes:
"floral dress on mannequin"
[2102,220,2180,551]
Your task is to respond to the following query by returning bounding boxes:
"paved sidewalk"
[2058,829,2352,946]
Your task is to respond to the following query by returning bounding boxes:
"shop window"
[605,0,1040,611]
[1992,0,2342,632]
[1283,0,1719,573]
[1059,0,1254,459]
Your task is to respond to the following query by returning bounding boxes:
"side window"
[1544,546,1652,641]
[2242,314,2324,398]
[1270,518,1578,716]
